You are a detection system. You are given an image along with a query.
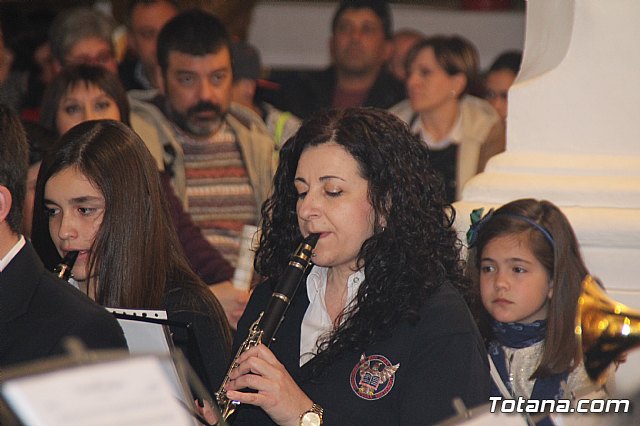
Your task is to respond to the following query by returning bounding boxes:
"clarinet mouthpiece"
[54,251,80,280]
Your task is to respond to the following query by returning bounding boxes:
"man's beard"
[170,101,227,137]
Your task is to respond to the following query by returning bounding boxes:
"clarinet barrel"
[215,233,319,420]
[259,233,319,345]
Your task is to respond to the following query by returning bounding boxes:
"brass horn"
[576,275,640,381]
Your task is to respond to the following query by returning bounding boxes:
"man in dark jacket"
[0,104,127,368]
[276,0,406,119]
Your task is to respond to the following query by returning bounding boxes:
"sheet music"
[1,356,194,426]
[105,307,196,424]
[106,309,173,356]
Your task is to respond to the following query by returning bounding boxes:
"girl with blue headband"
[467,198,614,425]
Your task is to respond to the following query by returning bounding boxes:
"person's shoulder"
[163,282,226,320]
[128,90,168,121]
[369,69,406,106]
[387,98,412,122]
[566,361,611,399]
[416,282,477,336]
[298,67,335,85]
[37,272,105,316]
[228,102,270,134]
[9,244,125,347]
[163,284,210,312]
[35,271,125,342]
[422,282,468,310]
[375,69,405,91]
[459,95,503,141]
[128,88,160,103]
[459,95,501,125]
[128,90,170,126]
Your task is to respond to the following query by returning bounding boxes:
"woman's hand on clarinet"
[226,343,313,426]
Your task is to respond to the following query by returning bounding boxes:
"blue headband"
[466,207,555,248]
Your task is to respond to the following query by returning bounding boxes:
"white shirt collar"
[306,266,364,305]
[0,235,26,272]
[300,266,365,365]
[411,110,463,150]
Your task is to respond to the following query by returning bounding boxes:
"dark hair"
[31,120,231,346]
[488,50,522,75]
[469,198,587,378]
[256,107,469,369]
[48,7,115,65]
[126,0,179,27]
[332,0,392,40]
[406,35,480,98]
[40,65,130,136]
[0,104,28,234]
[230,40,261,82]
[157,9,231,75]
[22,120,56,166]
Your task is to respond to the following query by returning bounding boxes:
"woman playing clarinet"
[225,108,490,425]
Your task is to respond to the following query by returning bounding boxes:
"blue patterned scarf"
[489,320,568,426]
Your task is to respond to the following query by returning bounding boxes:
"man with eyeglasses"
[119,0,179,90]
[49,7,119,75]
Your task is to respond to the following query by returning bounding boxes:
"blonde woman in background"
[390,35,505,202]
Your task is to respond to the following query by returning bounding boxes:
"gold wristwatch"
[299,403,323,426]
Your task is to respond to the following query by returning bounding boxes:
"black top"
[163,286,230,397]
[428,144,459,204]
[273,66,406,120]
[118,57,149,91]
[0,241,127,367]
[229,274,490,425]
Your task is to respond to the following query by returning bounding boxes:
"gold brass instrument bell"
[576,275,640,381]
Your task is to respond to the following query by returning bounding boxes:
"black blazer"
[231,275,490,425]
[0,241,127,368]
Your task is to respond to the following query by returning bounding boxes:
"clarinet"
[216,233,320,420]
[53,251,79,281]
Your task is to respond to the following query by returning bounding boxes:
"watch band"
[299,402,324,426]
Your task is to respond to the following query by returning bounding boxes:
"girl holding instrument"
[31,119,231,396]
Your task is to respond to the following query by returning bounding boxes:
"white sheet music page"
[1,356,193,426]
[104,307,194,412]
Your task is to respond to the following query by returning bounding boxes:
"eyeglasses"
[65,50,116,68]
[484,90,508,101]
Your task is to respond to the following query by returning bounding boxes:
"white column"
[454,0,640,395]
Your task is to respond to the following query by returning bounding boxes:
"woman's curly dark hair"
[255,107,470,369]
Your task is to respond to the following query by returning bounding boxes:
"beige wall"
[248,2,525,70]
